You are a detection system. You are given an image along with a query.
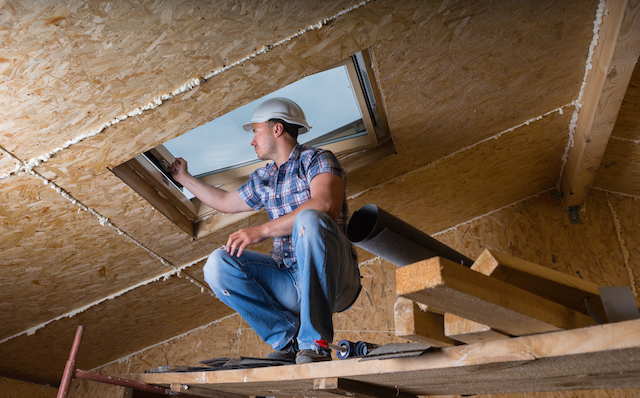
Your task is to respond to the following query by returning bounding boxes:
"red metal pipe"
[57,325,85,398]
[57,325,201,398]
[75,369,201,397]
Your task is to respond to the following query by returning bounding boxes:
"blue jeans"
[203,209,361,351]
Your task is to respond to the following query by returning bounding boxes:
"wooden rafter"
[562,0,640,209]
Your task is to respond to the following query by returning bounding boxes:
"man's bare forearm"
[171,157,251,214]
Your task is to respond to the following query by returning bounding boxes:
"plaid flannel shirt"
[238,144,356,268]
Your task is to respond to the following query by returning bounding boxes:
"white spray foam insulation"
[556,0,607,190]
[611,135,640,144]
[0,0,372,181]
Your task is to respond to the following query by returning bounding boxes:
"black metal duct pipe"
[347,204,473,268]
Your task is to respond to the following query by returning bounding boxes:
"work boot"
[265,341,297,363]
[295,347,332,364]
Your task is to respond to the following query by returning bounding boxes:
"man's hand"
[170,157,189,184]
[226,226,269,257]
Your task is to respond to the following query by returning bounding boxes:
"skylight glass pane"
[163,64,364,178]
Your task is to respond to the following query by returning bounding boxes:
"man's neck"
[273,141,298,168]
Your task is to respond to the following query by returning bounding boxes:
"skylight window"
[165,64,365,179]
[112,49,393,237]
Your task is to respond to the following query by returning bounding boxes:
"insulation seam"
[0,0,372,181]
[610,135,640,144]
[605,192,638,298]
[556,0,607,190]
[348,102,572,201]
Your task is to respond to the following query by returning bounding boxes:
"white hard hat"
[242,97,311,134]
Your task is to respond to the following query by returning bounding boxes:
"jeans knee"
[203,248,234,292]
[294,209,331,233]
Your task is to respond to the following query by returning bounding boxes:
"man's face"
[250,122,277,161]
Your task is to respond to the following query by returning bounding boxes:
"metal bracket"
[567,206,581,224]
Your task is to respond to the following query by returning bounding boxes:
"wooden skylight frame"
[112,48,393,238]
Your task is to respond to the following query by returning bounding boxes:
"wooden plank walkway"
[128,318,640,397]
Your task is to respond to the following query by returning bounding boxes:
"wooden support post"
[314,377,417,398]
[394,297,458,347]
[561,0,640,211]
[396,257,595,336]
[444,313,510,344]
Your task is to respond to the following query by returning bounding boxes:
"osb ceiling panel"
[0,172,170,339]
[610,61,640,141]
[348,109,573,236]
[0,0,362,161]
[0,261,233,385]
[594,62,640,196]
[347,0,598,192]
[594,137,640,197]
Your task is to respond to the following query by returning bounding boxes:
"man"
[170,97,361,364]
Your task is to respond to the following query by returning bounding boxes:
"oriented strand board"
[0,173,169,339]
[611,60,640,141]
[0,260,232,386]
[127,313,245,375]
[604,192,640,298]
[0,0,364,160]
[348,109,573,239]
[594,137,640,196]
[0,376,56,398]
[435,190,633,291]
[347,0,599,193]
[0,148,19,177]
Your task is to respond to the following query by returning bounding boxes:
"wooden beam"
[471,249,613,320]
[314,377,417,398]
[394,297,458,347]
[128,319,640,396]
[444,313,510,344]
[396,257,595,336]
[562,0,640,209]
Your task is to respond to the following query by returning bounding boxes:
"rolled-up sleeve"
[238,173,264,210]
[305,150,345,183]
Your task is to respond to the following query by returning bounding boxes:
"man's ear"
[273,122,284,138]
